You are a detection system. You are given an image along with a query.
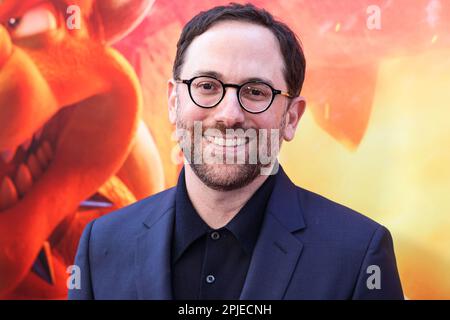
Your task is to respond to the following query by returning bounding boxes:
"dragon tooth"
[27,154,43,179]
[0,176,19,211]
[36,147,49,168]
[14,164,33,196]
[42,141,53,161]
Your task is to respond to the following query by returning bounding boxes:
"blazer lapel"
[134,189,176,300]
[240,167,306,300]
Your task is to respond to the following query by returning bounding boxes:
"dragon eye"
[7,17,21,29]
[7,5,57,38]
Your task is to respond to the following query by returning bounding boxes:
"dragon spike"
[31,241,56,285]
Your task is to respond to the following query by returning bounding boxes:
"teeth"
[36,147,49,168]
[235,138,246,146]
[0,176,19,211]
[0,127,45,164]
[42,141,53,160]
[14,164,33,196]
[206,136,247,147]
[27,154,43,179]
[0,135,51,211]
[1,149,16,164]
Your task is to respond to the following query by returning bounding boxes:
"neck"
[184,165,270,229]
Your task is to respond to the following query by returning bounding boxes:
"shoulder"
[88,187,176,240]
[284,183,402,299]
[294,185,385,246]
[298,186,380,229]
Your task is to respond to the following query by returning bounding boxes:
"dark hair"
[172,3,306,97]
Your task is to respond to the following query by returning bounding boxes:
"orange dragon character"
[0,0,164,299]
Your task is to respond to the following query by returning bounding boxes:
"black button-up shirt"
[171,168,276,300]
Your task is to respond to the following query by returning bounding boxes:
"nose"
[213,87,245,127]
[0,26,12,68]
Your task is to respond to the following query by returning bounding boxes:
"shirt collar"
[225,171,276,255]
[172,168,209,262]
[172,167,277,261]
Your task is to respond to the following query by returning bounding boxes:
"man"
[69,3,403,300]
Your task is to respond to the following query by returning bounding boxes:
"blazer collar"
[266,165,305,232]
[135,188,176,299]
[239,165,306,299]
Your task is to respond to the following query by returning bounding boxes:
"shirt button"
[206,275,215,284]
[211,231,220,240]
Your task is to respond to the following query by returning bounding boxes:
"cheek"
[177,97,210,123]
[250,108,284,130]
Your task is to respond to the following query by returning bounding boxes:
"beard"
[175,105,286,191]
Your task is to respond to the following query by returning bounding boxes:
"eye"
[248,88,264,96]
[7,17,21,29]
[198,82,215,90]
[195,81,221,94]
[241,84,271,101]
[7,5,57,38]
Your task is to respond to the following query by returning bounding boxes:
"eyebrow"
[191,70,276,88]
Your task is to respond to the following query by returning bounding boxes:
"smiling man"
[69,3,403,300]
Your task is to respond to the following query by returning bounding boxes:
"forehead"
[181,20,286,86]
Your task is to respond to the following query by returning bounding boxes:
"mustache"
[202,123,255,135]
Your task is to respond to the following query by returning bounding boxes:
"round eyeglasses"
[175,76,294,114]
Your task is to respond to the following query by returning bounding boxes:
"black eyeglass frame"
[175,76,294,114]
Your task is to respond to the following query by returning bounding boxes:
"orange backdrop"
[117,0,450,299]
[1,0,449,299]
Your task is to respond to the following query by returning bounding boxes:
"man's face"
[168,20,305,191]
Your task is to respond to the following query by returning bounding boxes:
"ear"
[283,96,306,142]
[168,79,178,125]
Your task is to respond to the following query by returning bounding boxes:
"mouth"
[202,134,257,164]
[204,135,249,148]
[0,119,54,212]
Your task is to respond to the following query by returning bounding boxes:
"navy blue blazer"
[68,167,403,300]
